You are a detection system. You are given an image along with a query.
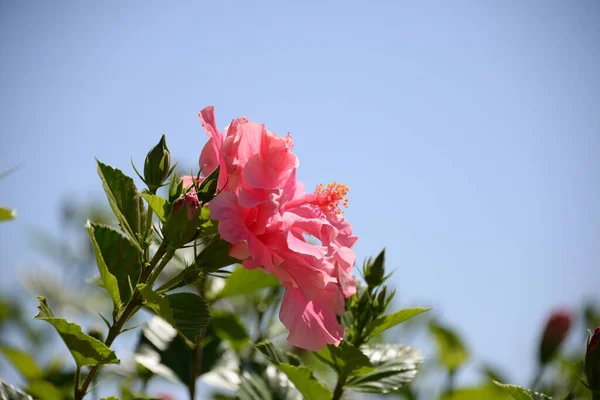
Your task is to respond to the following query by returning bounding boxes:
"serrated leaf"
[167,292,210,342]
[346,344,423,394]
[277,364,332,400]
[0,379,33,399]
[96,160,146,246]
[138,285,209,343]
[366,307,431,337]
[141,193,170,222]
[493,382,552,400]
[217,265,279,299]
[0,206,15,221]
[210,312,249,350]
[429,321,469,372]
[317,341,373,377]
[34,297,119,367]
[254,341,301,367]
[0,346,43,380]
[87,223,142,308]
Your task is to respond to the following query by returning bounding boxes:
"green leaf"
[138,284,176,325]
[493,382,553,400]
[439,386,512,400]
[429,321,469,372]
[210,311,249,351]
[34,296,119,367]
[135,315,225,383]
[100,397,120,400]
[96,160,146,246]
[0,206,15,221]
[167,292,210,343]
[239,372,274,400]
[26,381,64,400]
[0,346,43,380]
[0,379,33,399]
[346,344,423,394]
[254,341,330,400]
[276,364,332,400]
[87,223,142,308]
[141,192,170,222]
[138,285,210,343]
[254,341,301,366]
[194,234,238,273]
[316,341,373,377]
[217,265,279,299]
[366,307,431,337]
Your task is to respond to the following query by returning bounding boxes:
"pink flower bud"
[173,192,200,221]
[539,310,572,365]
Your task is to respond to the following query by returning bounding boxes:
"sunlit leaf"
[316,341,373,377]
[366,308,431,337]
[217,266,279,299]
[96,160,146,246]
[493,382,552,400]
[87,222,142,308]
[34,296,119,367]
[276,364,332,400]
[346,344,423,394]
[254,341,301,366]
[141,193,170,223]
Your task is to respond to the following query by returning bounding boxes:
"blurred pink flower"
[539,310,572,364]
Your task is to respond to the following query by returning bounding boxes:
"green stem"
[332,375,347,400]
[147,248,176,288]
[189,339,200,400]
[144,207,154,260]
[445,370,455,398]
[75,243,172,399]
[188,272,207,400]
[73,366,81,400]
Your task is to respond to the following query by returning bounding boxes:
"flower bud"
[144,134,171,192]
[162,193,215,248]
[585,327,600,391]
[364,249,385,287]
[538,310,572,365]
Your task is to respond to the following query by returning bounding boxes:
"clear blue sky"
[1,0,599,395]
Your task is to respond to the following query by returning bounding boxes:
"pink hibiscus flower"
[192,106,358,350]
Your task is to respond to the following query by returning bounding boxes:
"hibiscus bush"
[0,107,599,400]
